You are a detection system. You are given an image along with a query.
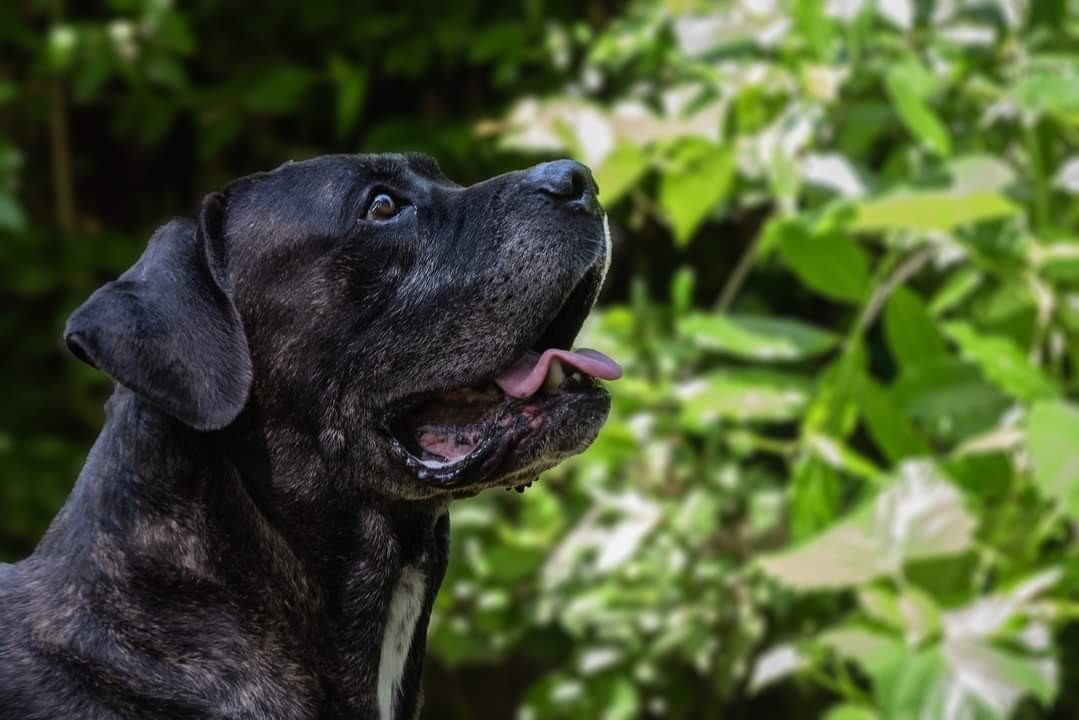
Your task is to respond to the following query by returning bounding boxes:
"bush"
[3,1,1079,718]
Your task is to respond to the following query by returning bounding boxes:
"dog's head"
[65,154,619,499]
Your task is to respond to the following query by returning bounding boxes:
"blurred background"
[3,0,1079,717]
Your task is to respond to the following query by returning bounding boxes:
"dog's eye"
[365,193,399,221]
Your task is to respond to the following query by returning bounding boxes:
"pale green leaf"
[854,155,1020,232]
[677,370,811,429]
[853,191,1020,232]
[594,143,649,205]
[680,313,838,361]
[658,141,734,246]
[824,704,877,720]
[1026,402,1079,516]
[1009,70,1079,125]
[760,462,974,589]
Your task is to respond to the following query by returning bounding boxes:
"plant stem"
[715,229,762,312]
[850,245,935,344]
[1026,120,1050,237]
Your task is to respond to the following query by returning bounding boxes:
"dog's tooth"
[543,359,566,392]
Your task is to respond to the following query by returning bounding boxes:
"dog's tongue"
[495,348,622,399]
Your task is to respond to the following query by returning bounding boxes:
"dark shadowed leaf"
[884,287,948,371]
[776,227,870,303]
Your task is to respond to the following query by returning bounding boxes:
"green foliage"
[5,0,1079,718]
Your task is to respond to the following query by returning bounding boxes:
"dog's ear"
[64,194,252,431]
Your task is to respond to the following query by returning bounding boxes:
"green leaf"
[1026,401,1079,516]
[853,191,1021,232]
[329,56,368,138]
[943,322,1057,402]
[819,625,906,680]
[793,0,833,59]
[885,61,952,156]
[760,462,975,589]
[242,65,313,114]
[930,267,982,316]
[677,370,811,429]
[892,358,1011,442]
[859,377,929,463]
[789,455,842,541]
[594,143,648,205]
[679,313,838,361]
[1009,69,1079,125]
[855,155,1020,232]
[777,228,870,303]
[883,287,947,371]
[658,140,734,246]
[823,704,877,720]
[836,572,1060,720]
[803,344,865,436]
[0,194,26,233]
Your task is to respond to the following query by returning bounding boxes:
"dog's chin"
[385,378,610,495]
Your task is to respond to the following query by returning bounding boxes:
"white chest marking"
[600,214,612,285]
[378,566,426,720]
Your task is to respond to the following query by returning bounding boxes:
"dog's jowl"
[0,154,620,720]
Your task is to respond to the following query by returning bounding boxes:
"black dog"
[0,154,620,719]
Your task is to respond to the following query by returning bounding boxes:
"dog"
[0,153,620,719]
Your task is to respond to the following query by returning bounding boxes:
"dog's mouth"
[385,265,620,490]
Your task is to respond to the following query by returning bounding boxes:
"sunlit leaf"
[885,61,951,156]
[760,462,975,589]
[1026,401,1079,516]
[595,143,649,205]
[677,370,812,429]
[854,155,1019,232]
[853,191,1020,232]
[943,322,1057,402]
[658,140,734,246]
[930,268,982,316]
[825,705,877,720]
[748,644,804,693]
[1009,69,1079,124]
[800,152,868,198]
[680,313,838,361]
[1053,155,1079,194]
[790,455,843,541]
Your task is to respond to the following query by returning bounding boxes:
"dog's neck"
[33,389,449,718]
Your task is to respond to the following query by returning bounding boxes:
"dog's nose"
[526,160,600,214]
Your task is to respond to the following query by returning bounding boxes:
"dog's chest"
[377,565,427,720]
